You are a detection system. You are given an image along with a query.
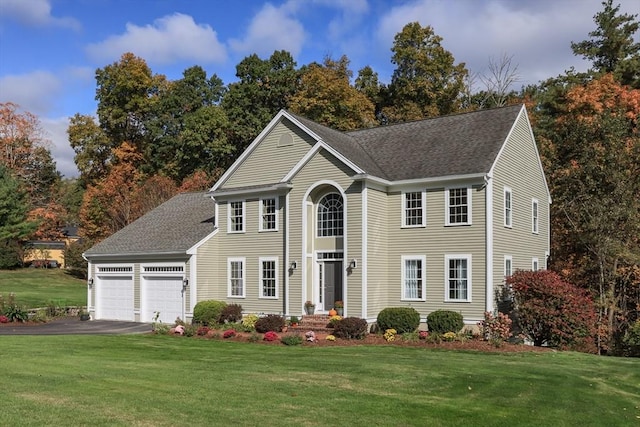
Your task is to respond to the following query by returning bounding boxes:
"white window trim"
[444,254,472,302]
[532,198,539,234]
[504,255,513,279]
[445,186,472,226]
[316,192,344,237]
[258,197,279,232]
[227,200,246,234]
[532,257,539,271]
[504,186,512,228]
[259,257,278,299]
[401,191,426,228]
[401,255,426,301]
[227,257,246,298]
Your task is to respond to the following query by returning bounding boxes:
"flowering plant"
[334,300,343,308]
[263,331,279,341]
[478,311,512,343]
[0,315,9,324]
[326,335,336,341]
[304,300,315,308]
[305,331,316,342]
[418,330,428,340]
[443,331,457,341]
[223,329,236,339]
[384,328,397,342]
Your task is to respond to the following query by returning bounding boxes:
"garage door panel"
[142,276,183,323]
[96,276,134,321]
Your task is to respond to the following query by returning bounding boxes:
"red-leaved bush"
[508,270,598,351]
[263,331,279,341]
[0,315,9,323]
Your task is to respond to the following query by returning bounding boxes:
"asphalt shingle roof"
[84,192,215,257]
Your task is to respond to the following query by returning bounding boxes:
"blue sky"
[0,0,638,178]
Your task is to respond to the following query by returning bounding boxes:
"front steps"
[289,314,332,333]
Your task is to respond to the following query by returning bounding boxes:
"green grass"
[1,335,638,426]
[0,268,86,308]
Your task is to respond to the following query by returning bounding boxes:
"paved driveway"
[0,317,151,335]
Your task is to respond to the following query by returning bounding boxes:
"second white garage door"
[141,276,183,323]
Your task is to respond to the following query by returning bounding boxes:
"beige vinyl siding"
[216,195,286,313]
[386,184,488,321]
[365,188,389,319]
[492,110,550,302]
[288,148,361,316]
[195,236,220,302]
[223,119,316,189]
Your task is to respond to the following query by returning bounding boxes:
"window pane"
[317,194,343,237]
[448,258,468,300]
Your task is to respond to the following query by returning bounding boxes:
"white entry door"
[96,275,134,321]
[141,276,183,323]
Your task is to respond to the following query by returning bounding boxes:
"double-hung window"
[259,198,278,232]
[403,191,425,227]
[504,255,513,279]
[446,187,471,225]
[228,201,245,233]
[402,255,426,301]
[259,257,278,298]
[228,258,245,298]
[504,187,512,228]
[445,255,471,302]
[532,258,539,271]
[532,199,539,234]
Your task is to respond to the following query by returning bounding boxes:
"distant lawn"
[1,335,638,426]
[0,268,86,308]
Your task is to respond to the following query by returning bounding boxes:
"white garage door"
[96,275,134,321]
[141,276,183,323]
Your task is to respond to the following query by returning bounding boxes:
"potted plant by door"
[289,316,299,327]
[304,301,315,315]
[334,300,344,316]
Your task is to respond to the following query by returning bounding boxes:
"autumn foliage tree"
[508,270,598,352]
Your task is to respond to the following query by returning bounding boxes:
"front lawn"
[1,335,638,426]
[0,268,86,308]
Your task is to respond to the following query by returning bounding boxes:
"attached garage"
[141,274,185,323]
[95,273,134,321]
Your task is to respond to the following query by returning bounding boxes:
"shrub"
[223,329,236,339]
[196,326,211,336]
[622,320,640,357]
[0,315,8,323]
[193,300,227,326]
[376,307,420,334]
[401,331,420,342]
[219,304,243,324]
[419,330,428,340]
[255,314,285,333]
[326,315,342,328]
[263,331,279,341]
[479,311,513,345]
[4,305,28,323]
[326,335,336,341]
[427,310,464,334]
[383,328,397,342]
[242,314,259,330]
[333,317,368,339]
[508,270,597,350]
[443,331,457,341]
[281,334,303,346]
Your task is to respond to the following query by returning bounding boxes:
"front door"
[320,261,343,312]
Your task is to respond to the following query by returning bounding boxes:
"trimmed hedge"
[376,307,420,334]
[334,317,368,339]
[427,310,464,334]
[255,314,286,333]
[193,300,227,326]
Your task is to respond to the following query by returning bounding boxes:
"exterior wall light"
[290,261,297,270]
[88,278,94,288]
[349,259,357,269]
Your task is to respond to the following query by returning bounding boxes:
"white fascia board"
[187,228,219,255]
[210,110,291,192]
[353,173,487,191]
[208,183,293,199]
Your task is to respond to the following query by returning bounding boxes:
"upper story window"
[446,187,471,225]
[504,187,512,228]
[228,201,245,233]
[259,198,278,232]
[402,255,426,301]
[532,198,539,234]
[317,193,343,237]
[445,254,472,302]
[403,191,425,227]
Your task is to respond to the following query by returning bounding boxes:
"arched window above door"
[317,193,343,237]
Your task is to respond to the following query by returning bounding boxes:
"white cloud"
[375,0,611,88]
[42,116,78,179]
[229,3,306,57]
[85,13,227,65]
[0,0,80,30]
[0,71,61,116]
[313,0,369,15]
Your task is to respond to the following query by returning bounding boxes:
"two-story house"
[84,104,550,326]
